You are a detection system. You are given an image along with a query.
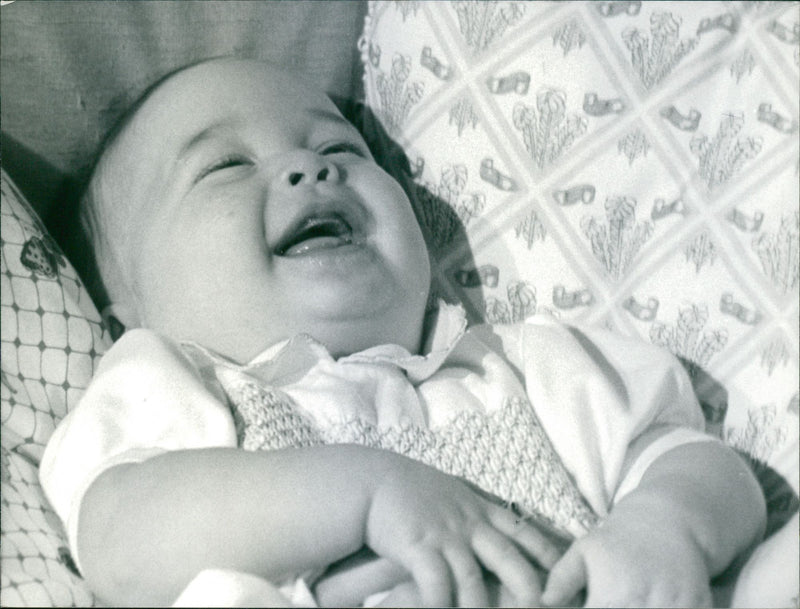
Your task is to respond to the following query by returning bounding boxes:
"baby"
[40,58,765,607]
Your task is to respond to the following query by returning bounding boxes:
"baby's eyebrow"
[177,120,238,162]
[176,110,355,164]
[307,108,354,129]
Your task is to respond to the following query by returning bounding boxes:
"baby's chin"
[274,271,429,357]
[299,308,427,359]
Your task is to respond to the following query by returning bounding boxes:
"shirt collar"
[182,300,468,387]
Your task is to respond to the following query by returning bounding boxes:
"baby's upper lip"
[272,198,369,256]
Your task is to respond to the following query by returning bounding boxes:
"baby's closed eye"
[318,141,367,157]
[195,155,254,182]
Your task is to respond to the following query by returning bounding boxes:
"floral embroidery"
[730,48,756,83]
[690,113,762,190]
[553,19,586,56]
[684,232,717,273]
[622,11,698,89]
[515,207,547,249]
[617,128,650,165]
[512,90,587,170]
[392,0,420,20]
[357,3,800,601]
[414,164,486,250]
[451,1,525,54]
[760,337,791,376]
[725,404,787,463]
[581,196,653,280]
[752,211,799,295]
[649,304,728,378]
[484,280,537,324]
[448,96,480,135]
[376,54,424,135]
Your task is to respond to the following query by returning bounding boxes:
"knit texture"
[222,373,597,539]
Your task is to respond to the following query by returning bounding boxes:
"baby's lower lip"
[280,235,353,257]
[277,240,372,267]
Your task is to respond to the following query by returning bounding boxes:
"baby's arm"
[79,444,379,606]
[542,440,766,607]
[45,329,561,607]
[495,319,767,607]
[79,444,560,607]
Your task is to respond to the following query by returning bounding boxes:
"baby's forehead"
[115,59,337,151]
[94,58,351,215]
[144,59,320,117]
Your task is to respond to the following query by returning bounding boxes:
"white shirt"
[40,303,713,576]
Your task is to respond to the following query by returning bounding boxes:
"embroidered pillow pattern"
[360,3,799,506]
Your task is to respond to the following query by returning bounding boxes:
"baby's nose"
[280,151,340,187]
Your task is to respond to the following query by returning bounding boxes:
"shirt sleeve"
[39,328,237,571]
[493,316,714,517]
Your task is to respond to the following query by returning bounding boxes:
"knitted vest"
[219,372,598,540]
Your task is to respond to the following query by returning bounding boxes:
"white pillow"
[359,3,798,599]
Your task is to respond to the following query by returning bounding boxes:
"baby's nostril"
[317,167,329,181]
[289,172,304,186]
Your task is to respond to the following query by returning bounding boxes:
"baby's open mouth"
[275,213,355,256]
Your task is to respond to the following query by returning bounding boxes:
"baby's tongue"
[281,215,353,256]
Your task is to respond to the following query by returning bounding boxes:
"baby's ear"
[101,303,140,341]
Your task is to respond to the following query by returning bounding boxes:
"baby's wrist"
[603,495,713,573]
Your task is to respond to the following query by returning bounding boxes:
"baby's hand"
[541,511,713,608]
[365,457,562,607]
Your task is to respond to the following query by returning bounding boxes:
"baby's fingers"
[472,525,542,606]
[488,507,567,570]
[405,548,453,607]
[541,546,586,607]
[443,545,489,607]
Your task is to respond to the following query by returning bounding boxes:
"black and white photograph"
[1,1,798,607]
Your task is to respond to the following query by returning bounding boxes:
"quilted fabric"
[360,0,798,488]
[360,4,798,603]
[1,169,112,606]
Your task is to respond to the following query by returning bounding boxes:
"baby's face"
[103,59,430,361]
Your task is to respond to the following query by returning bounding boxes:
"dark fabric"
[0,0,367,217]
